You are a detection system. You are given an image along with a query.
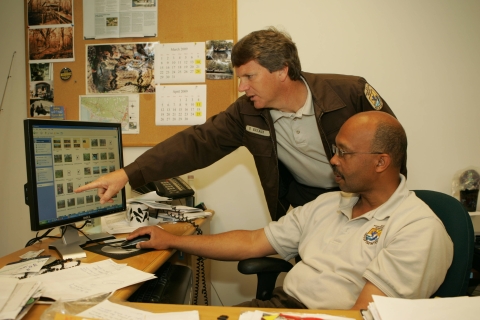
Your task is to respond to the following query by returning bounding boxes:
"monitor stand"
[48,224,115,259]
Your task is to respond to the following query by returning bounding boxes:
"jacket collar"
[238,72,347,116]
[301,72,346,114]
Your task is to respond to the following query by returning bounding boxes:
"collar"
[301,72,347,114]
[238,72,348,117]
[270,77,314,122]
[338,174,408,220]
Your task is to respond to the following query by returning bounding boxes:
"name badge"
[246,125,270,137]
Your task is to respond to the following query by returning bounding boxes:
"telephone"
[134,177,195,199]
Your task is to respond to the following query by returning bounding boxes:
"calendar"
[155,85,207,126]
[154,42,205,84]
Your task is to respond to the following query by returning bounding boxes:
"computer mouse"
[120,235,151,249]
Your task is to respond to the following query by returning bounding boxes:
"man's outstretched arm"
[128,225,277,261]
[74,169,129,204]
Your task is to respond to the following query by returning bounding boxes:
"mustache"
[332,166,343,178]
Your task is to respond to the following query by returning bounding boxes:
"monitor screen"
[23,119,126,258]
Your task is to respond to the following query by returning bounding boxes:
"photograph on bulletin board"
[27,0,75,63]
[86,42,156,94]
[29,81,54,117]
[28,26,75,63]
[27,0,73,26]
[29,63,53,82]
[205,40,234,80]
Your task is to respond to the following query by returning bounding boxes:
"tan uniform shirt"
[264,175,453,309]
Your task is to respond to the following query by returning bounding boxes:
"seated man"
[128,111,453,310]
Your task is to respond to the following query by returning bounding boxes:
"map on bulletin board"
[79,94,140,134]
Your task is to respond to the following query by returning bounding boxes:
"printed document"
[83,0,157,39]
[78,299,199,320]
[370,295,480,320]
[20,259,155,301]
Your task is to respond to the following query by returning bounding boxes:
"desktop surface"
[0,216,212,316]
[0,213,363,320]
[24,302,363,320]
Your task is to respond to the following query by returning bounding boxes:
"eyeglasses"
[332,144,383,158]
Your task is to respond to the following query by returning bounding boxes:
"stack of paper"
[0,278,41,320]
[128,191,205,214]
[20,259,155,302]
[101,209,211,234]
[367,295,480,320]
[128,191,172,203]
[101,191,211,234]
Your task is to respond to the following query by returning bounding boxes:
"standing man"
[76,27,402,221]
[126,111,452,309]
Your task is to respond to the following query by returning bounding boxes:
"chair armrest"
[238,257,293,274]
[237,257,293,300]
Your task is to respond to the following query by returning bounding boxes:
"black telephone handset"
[135,177,194,199]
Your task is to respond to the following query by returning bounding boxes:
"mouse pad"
[84,241,153,260]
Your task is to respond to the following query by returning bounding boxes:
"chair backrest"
[413,190,474,297]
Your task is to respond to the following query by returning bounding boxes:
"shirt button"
[296,130,300,134]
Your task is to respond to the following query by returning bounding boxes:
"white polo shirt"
[264,175,453,309]
[269,78,336,188]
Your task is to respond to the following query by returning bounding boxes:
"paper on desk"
[78,299,199,320]
[101,207,210,235]
[0,278,17,311]
[130,199,204,213]
[155,208,211,219]
[100,211,175,235]
[127,193,202,213]
[20,259,155,301]
[0,279,41,320]
[101,211,137,234]
[19,249,45,259]
[239,310,355,320]
[0,256,50,276]
[371,295,480,320]
[127,191,172,203]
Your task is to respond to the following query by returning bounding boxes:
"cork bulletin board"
[24,0,238,147]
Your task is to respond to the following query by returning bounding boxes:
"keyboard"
[128,262,193,304]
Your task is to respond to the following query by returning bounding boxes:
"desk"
[21,301,363,320]
[0,213,361,320]
[0,215,211,318]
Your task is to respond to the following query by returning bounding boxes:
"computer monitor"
[23,119,126,259]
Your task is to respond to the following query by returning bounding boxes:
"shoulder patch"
[363,225,384,245]
[364,83,383,110]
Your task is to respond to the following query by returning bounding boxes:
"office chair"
[238,190,474,300]
[414,190,474,297]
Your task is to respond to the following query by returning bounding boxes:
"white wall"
[1,0,479,307]
[0,1,33,254]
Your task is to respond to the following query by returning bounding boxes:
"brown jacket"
[124,72,398,220]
